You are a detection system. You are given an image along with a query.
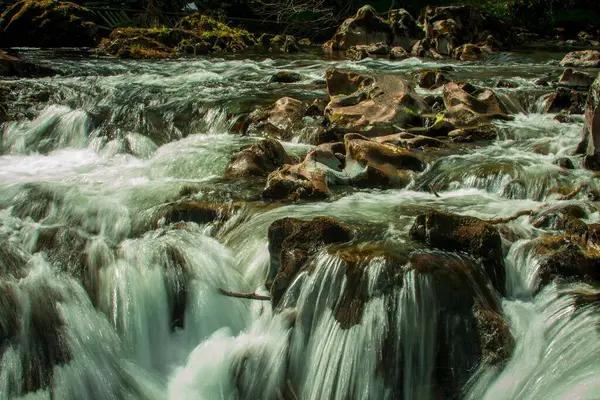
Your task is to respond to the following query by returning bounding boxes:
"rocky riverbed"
[1,2,600,400]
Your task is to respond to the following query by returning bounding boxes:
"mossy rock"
[0,0,99,47]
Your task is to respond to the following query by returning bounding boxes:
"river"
[1,49,599,399]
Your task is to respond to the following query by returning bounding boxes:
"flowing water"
[1,49,600,399]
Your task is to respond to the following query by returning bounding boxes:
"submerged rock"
[160,201,239,226]
[0,0,99,48]
[560,50,600,68]
[325,69,430,136]
[224,138,294,179]
[410,210,506,294]
[269,71,302,83]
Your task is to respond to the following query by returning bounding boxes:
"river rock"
[544,87,587,114]
[345,133,424,188]
[248,97,307,140]
[325,69,430,136]
[261,162,332,201]
[267,217,353,306]
[415,69,449,89]
[224,138,294,179]
[419,4,513,58]
[265,219,514,399]
[576,72,600,169]
[443,82,509,117]
[389,46,409,60]
[98,15,256,59]
[530,204,587,234]
[389,8,424,51]
[452,42,493,61]
[346,43,390,60]
[0,51,56,78]
[160,201,239,226]
[534,235,600,292]
[558,68,596,90]
[269,71,301,83]
[0,0,99,48]
[410,210,506,294]
[560,50,600,68]
[324,5,393,51]
[260,140,352,201]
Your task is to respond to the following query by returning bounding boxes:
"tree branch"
[218,288,271,301]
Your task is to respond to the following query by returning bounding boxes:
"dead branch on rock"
[557,184,588,201]
[485,202,549,224]
[218,288,271,301]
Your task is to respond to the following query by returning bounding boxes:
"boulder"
[324,5,392,51]
[0,51,55,77]
[97,34,175,59]
[437,82,512,133]
[248,97,307,140]
[97,15,256,59]
[410,210,505,294]
[544,87,587,114]
[389,46,409,60]
[560,50,600,68]
[530,204,587,234]
[576,72,600,169]
[224,138,294,179]
[269,71,301,83]
[264,218,514,399]
[452,42,493,61]
[261,162,332,201]
[325,69,431,136]
[261,141,351,201]
[419,5,513,58]
[346,42,390,60]
[558,68,596,90]
[389,8,424,51]
[534,235,600,292]
[267,217,353,306]
[415,69,449,89]
[344,133,423,188]
[0,0,99,48]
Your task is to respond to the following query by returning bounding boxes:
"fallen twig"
[428,184,441,198]
[218,288,271,301]
[557,184,588,201]
[485,202,549,224]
